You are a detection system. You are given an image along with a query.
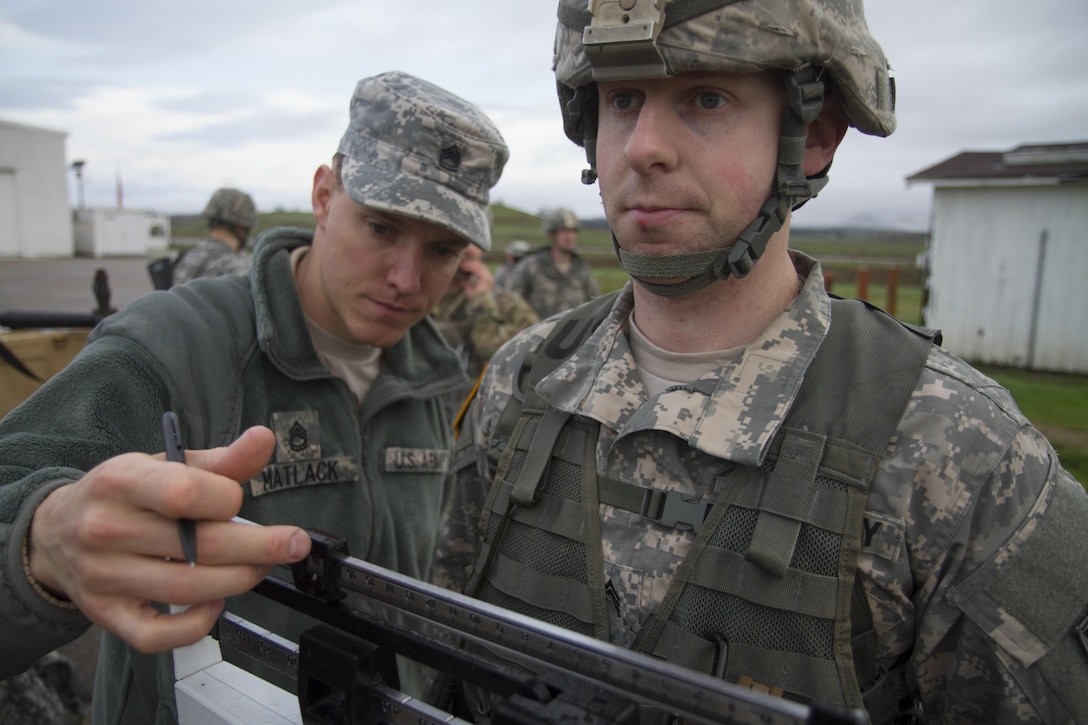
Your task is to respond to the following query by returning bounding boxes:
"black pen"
[161,411,197,568]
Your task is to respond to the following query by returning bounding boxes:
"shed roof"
[907,141,1088,185]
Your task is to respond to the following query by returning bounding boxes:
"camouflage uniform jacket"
[0,227,467,723]
[172,236,252,285]
[441,251,1088,723]
[503,248,601,319]
[431,288,539,382]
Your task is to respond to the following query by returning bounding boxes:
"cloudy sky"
[2,0,1085,231]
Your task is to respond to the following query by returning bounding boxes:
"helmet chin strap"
[589,68,830,299]
[614,195,789,298]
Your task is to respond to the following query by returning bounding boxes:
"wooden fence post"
[886,266,899,317]
[856,268,869,301]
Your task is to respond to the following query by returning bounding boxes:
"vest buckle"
[641,489,711,532]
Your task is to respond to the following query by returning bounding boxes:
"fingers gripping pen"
[162,411,198,567]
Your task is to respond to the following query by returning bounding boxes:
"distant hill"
[171,206,925,260]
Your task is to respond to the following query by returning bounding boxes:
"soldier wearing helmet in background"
[502,206,600,318]
[438,1,1088,723]
[171,187,259,285]
[492,238,531,290]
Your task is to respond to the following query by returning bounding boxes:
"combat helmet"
[506,239,532,259]
[202,188,258,244]
[542,207,581,235]
[554,0,895,297]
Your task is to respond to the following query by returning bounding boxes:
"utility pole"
[70,160,86,209]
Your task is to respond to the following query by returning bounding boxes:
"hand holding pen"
[162,411,198,567]
[22,421,312,656]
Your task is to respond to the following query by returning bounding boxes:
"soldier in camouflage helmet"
[171,187,258,285]
[0,71,508,723]
[438,2,1088,724]
[502,206,600,318]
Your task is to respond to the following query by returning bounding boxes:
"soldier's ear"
[802,100,848,177]
[311,165,337,229]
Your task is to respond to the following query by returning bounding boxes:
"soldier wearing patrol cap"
[0,70,508,722]
[441,2,1088,723]
[171,187,259,286]
[503,205,600,318]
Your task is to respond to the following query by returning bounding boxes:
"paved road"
[0,254,161,315]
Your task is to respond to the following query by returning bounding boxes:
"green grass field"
[170,206,1086,486]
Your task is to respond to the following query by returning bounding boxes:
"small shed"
[907,141,1088,374]
[72,208,171,257]
[0,119,74,258]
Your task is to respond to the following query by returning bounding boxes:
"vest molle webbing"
[468,292,937,721]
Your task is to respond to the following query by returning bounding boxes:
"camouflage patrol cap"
[543,207,580,234]
[337,71,509,251]
[555,0,896,140]
[202,187,258,230]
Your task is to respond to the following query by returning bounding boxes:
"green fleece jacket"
[0,227,467,723]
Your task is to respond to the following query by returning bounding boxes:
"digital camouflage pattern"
[431,288,538,384]
[554,0,896,142]
[338,71,508,251]
[172,237,252,285]
[202,188,258,232]
[0,651,88,725]
[439,252,1088,723]
[502,249,601,320]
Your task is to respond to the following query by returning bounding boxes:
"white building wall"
[0,119,73,257]
[72,208,170,257]
[924,185,1088,373]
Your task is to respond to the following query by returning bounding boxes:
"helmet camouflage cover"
[555,0,896,148]
[506,239,532,258]
[202,187,258,231]
[543,206,581,234]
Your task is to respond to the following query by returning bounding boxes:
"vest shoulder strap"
[785,296,939,456]
[529,290,622,388]
[493,290,621,444]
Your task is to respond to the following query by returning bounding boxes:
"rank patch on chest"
[382,447,450,474]
[249,410,359,496]
[272,410,321,461]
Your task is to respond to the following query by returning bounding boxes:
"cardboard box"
[0,329,90,418]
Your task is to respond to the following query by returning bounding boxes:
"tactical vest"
[465,291,938,722]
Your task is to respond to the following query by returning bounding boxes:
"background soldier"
[503,206,600,318]
[492,238,530,290]
[165,187,258,287]
[440,1,1088,723]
